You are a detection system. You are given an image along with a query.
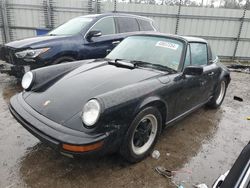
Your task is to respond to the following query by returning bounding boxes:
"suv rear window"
[137,19,154,31]
[117,17,139,33]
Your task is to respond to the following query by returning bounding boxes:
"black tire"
[120,107,162,163]
[51,56,75,65]
[207,78,227,109]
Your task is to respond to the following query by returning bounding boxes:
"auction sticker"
[155,41,179,50]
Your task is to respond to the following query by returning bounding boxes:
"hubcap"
[216,81,226,105]
[131,114,158,155]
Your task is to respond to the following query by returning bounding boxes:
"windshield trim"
[107,35,187,72]
[132,35,186,72]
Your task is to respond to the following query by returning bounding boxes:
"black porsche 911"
[9,33,230,163]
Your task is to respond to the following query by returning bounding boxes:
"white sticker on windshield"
[155,41,179,50]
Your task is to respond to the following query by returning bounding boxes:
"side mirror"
[183,66,203,76]
[86,30,102,41]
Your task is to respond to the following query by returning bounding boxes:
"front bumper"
[0,46,47,77]
[9,93,118,156]
[0,61,31,78]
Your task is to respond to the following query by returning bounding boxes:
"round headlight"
[21,71,34,90]
[82,99,101,127]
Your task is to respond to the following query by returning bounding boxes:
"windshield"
[48,17,93,36]
[106,36,184,71]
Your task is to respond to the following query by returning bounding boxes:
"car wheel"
[52,56,75,65]
[120,107,162,163]
[207,78,227,108]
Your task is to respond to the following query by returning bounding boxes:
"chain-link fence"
[105,0,249,9]
[0,0,250,60]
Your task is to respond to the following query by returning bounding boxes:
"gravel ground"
[0,71,249,188]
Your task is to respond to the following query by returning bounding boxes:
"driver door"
[174,43,213,117]
[189,42,216,103]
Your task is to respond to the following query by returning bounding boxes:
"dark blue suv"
[0,13,156,78]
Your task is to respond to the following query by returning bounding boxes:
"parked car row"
[9,32,230,162]
[1,12,247,188]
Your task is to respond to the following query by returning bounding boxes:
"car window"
[184,45,191,67]
[48,17,93,36]
[137,19,154,31]
[190,43,208,66]
[90,17,116,35]
[117,17,139,33]
[107,36,184,71]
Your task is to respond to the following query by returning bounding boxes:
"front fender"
[133,96,168,122]
[96,79,166,128]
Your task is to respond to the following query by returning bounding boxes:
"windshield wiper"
[108,59,134,69]
[132,60,176,73]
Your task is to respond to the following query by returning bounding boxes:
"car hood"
[5,35,69,49]
[24,61,163,125]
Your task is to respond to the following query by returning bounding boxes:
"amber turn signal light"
[62,141,103,152]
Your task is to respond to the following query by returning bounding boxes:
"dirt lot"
[0,71,249,188]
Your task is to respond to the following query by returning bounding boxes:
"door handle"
[106,49,112,54]
[208,72,214,76]
[112,40,120,45]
